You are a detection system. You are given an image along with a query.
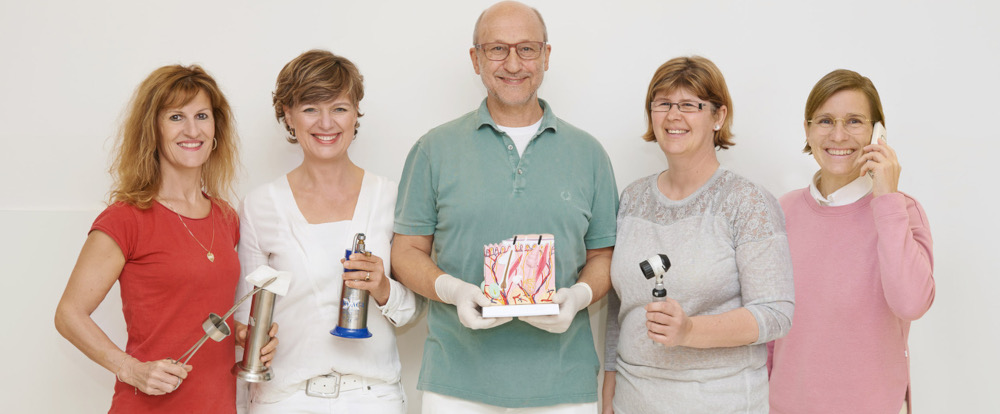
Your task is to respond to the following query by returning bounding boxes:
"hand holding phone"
[863,121,900,196]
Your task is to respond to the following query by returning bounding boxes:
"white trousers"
[422,391,598,414]
[248,382,406,414]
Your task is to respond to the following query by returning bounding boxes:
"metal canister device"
[231,284,277,382]
[170,277,276,389]
[331,233,373,338]
[640,254,671,301]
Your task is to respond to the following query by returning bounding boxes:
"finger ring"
[365,272,371,281]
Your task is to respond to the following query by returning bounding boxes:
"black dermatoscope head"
[639,254,671,299]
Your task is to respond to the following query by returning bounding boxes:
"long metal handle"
[176,335,211,365]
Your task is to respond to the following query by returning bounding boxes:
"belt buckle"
[305,373,341,398]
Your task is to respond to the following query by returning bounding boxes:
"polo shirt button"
[517,169,523,174]
[507,145,514,151]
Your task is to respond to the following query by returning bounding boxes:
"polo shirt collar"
[476,98,558,134]
[809,170,873,207]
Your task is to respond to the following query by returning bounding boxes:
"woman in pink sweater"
[767,69,935,414]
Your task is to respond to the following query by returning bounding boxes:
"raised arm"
[873,193,934,320]
[860,137,935,319]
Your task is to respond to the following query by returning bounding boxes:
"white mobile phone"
[867,122,887,180]
[870,121,887,145]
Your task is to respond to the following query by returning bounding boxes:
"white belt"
[303,372,388,398]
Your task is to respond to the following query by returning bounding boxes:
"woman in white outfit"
[236,49,425,414]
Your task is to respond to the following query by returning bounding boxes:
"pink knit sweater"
[768,190,934,414]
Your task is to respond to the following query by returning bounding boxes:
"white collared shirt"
[809,171,873,206]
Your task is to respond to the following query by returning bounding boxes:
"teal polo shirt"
[395,99,619,407]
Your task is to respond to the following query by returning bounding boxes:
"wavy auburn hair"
[109,64,239,209]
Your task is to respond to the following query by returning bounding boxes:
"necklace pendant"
[207,252,215,262]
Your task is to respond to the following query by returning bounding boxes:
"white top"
[809,170,873,206]
[497,119,541,157]
[235,171,425,404]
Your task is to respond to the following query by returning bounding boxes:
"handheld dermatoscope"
[639,254,671,301]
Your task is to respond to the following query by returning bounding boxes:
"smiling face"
[650,87,727,158]
[470,3,550,112]
[283,95,358,163]
[158,90,215,175]
[805,89,873,190]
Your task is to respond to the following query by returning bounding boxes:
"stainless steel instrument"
[171,277,277,388]
[331,233,373,338]
[231,282,277,382]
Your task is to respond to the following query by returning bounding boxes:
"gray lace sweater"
[604,168,794,414]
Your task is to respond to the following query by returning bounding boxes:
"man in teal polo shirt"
[392,1,618,412]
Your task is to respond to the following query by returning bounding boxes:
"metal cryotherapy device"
[639,254,671,301]
[331,233,373,338]
[232,277,282,382]
[172,277,277,389]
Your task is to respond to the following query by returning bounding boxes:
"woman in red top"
[54,65,276,413]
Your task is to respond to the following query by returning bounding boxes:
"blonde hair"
[643,56,734,149]
[110,64,239,209]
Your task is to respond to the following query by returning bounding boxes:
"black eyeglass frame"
[649,101,713,113]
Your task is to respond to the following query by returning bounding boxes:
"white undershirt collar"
[497,119,542,157]
[809,171,873,207]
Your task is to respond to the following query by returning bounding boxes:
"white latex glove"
[435,274,513,330]
[519,283,593,334]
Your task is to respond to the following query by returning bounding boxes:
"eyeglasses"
[650,101,712,113]
[807,116,872,134]
[475,41,546,61]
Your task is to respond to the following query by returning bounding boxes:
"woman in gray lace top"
[601,56,794,414]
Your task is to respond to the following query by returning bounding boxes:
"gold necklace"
[160,199,216,263]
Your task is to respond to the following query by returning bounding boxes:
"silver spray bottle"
[331,233,373,338]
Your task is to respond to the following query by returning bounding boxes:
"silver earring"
[714,125,721,131]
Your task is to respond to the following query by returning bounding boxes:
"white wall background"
[1,0,996,412]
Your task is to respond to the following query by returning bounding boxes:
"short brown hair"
[803,69,885,154]
[110,64,239,209]
[273,49,365,143]
[643,56,734,149]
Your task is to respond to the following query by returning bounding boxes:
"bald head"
[473,1,548,45]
